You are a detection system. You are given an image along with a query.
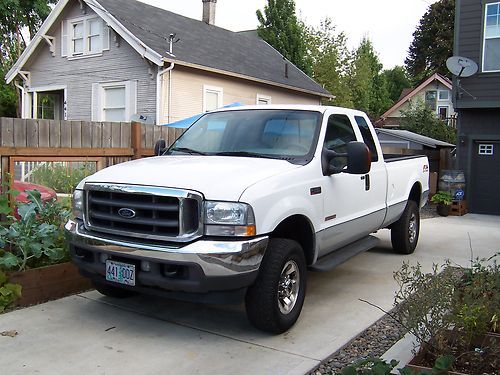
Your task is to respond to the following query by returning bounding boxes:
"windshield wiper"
[213,151,278,159]
[169,147,206,155]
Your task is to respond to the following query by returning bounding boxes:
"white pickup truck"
[66,105,429,333]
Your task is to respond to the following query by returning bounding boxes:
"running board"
[309,235,380,272]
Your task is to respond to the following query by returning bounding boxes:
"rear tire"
[93,281,136,298]
[391,200,420,254]
[245,238,306,334]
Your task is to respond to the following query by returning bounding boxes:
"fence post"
[131,121,142,159]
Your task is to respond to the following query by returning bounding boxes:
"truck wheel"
[93,281,136,298]
[391,200,420,254]
[245,238,306,334]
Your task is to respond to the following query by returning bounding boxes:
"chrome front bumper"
[65,220,268,293]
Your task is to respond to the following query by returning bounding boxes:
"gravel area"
[308,206,439,374]
[309,309,407,374]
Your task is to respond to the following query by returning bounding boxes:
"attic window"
[63,15,109,58]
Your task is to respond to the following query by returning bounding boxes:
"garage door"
[470,141,500,214]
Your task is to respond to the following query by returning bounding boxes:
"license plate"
[105,260,136,286]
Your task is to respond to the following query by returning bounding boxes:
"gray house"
[6,0,331,125]
[454,0,500,215]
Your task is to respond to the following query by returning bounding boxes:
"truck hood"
[84,156,300,201]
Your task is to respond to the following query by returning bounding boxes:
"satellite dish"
[446,56,478,78]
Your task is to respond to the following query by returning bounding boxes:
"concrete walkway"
[1,214,499,375]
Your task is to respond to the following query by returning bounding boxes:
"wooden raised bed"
[8,262,92,307]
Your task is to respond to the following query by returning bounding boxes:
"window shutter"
[61,21,68,57]
[91,83,101,121]
[102,21,110,51]
[127,80,138,121]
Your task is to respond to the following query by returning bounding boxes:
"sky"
[138,0,440,70]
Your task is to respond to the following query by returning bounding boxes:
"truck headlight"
[204,201,256,237]
[72,189,84,220]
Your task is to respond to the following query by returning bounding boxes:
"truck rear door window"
[354,116,379,162]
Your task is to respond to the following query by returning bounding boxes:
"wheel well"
[409,182,422,206]
[271,215,315,266]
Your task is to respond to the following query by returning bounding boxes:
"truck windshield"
[167,110,322,163]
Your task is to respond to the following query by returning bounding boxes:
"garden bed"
[8,262,91,307]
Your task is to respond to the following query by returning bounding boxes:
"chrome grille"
[84,184,203,242]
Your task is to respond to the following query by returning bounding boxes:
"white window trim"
[203,85,223,112]
[256,94,272,105]
[479,144,494,155]
[437,90,450,101]
[26,85,67,120]
[94,80,137,122]
[437,105,450,118]
[482,1,500,73]
[67,15,103,58]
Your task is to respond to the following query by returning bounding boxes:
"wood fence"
[0,117,184,179]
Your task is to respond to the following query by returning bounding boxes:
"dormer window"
[483,2,500,72]
[63,15,109,58]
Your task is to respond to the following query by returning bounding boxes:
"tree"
[350,37,392,119]
[405,0,455,82]
[381,66,412,103]
[400,102,456,144]
[304,18,353,107]
[0,0,56,116]
[256,0,311,75]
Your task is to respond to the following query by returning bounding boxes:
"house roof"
[379,73,453,120]
[375,128,455,148]
[6,0,332,99]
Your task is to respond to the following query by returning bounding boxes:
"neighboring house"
[5,0,331,124]
[453,0,500,215]
[377,73,456,128]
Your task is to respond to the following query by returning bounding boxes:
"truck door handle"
[361,174,370,191]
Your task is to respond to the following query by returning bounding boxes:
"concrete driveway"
[1,214,499,375]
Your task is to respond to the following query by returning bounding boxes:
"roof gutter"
[156,61,175,125]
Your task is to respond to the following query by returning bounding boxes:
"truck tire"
[93,281,136,298]
[391,200,420,254]
[245,238,306,334]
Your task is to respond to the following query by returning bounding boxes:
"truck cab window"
[354,116,379,162]
[323,114,357,169]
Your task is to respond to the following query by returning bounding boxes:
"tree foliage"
[0,0,56,117]
[400,101,456,144]
[256,0,311,75]
[350,38,392,119]
[405,0,455,82]
[381,66,412,103]
[304,18,353,107]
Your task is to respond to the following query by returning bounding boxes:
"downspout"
[156,33,177,125]
[156,62,174,125]
[14,81,25,119]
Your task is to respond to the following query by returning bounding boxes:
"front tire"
[391,200,420,254]
[245,238,306,334]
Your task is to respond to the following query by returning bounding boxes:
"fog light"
[99,253,109,264]
[141,261,151,272]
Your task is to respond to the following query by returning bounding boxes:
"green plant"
[430,191,452,206]
[400,355,454,375]
[0,270,21,312]
[31,162,95,194]
[341,358,399,375]
[0,190,70,272]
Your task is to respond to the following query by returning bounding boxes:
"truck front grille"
[84,184,203,242]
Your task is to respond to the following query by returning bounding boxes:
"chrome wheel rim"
[408,213,417,243]
[278,260,300,315]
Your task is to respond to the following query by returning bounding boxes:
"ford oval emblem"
[118,208,136,219]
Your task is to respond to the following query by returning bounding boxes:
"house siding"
[455,0,500,108]
[23,0,156,121]
[160,65,321,124]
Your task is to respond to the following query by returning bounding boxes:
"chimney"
[202,0,217,25]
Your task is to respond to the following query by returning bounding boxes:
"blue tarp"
[161,102,244,129]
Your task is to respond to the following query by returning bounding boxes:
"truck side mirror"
[322,141,371,176]
[154,139,167,156]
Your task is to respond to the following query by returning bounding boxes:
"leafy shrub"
[31,162,95,194]
[0,190,70,272]
[430,191,452,206]
[0,270,21,312]
[341,358,399,374]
